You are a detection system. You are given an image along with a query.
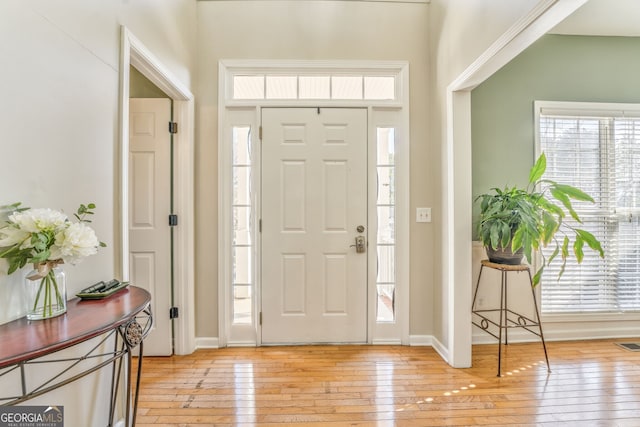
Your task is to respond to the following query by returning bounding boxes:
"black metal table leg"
[527,269,551,373]
[497,269,506,377]
[472,264,485,310]
[132,341,144,427]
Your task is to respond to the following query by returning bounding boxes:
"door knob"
[350,236,366,253]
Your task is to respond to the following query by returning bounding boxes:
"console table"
[0,286,152,427]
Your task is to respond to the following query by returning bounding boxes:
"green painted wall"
[129,66,169,98]
[471,34,640,232]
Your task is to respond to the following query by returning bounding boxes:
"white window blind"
[538,104,640,313]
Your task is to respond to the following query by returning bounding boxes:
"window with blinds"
[536,101,640,314]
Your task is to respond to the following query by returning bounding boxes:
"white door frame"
[118,26,196,355]
[218,60,410,347]
[444,0,588,367]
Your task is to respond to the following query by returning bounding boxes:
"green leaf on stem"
[576,229,604,258]
[554,184,595,202]
[574,237,585,263]
[529,152,546,184]
[532,266,544,286]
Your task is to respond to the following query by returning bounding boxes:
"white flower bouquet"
[0,203,105,319]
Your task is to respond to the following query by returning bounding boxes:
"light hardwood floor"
[135,339,640,426]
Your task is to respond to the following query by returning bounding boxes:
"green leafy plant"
[476,153,604,285]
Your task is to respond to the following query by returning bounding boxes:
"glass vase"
[24,265,67,320]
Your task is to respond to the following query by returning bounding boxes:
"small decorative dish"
[76,280,130,300]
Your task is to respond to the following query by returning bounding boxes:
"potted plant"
[0,202,105,319]
[476,152,604,285]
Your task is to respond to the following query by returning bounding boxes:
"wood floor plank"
[135,339,640,426]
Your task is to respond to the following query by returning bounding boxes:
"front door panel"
[261,108,368,344]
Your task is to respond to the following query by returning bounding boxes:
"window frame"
[534,100,640,322]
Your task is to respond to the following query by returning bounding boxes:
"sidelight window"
[232,126,253,324]
[376,127,396,322]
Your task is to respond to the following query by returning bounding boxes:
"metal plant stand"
[472,260,550,377]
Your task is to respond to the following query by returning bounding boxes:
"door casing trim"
[119,26,196,355]
[218,60,410,346]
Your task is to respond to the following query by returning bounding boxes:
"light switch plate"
[416,207,431,223]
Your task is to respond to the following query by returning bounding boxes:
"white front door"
[261,108,368,344]
[128,98,173,356]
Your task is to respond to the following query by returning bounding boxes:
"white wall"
[0,1,195,425]
[195,0,432,340]
[430,0,541,82]
[428,0,541,361]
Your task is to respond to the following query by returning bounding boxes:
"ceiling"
[550,0,640,37]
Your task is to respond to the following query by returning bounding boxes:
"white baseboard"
[195,337,220,349]
[371,339,402,345]
[194,335,459,367]
[408,335,450,365]
[472,330,532,344]
[408,334,432,346]
[430,336,450,363]
[473,322,640,345]
[544,324,640,342]
[226,341,258,347]
[196,336,450,349]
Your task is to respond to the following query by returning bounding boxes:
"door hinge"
[169,122,178,134]
[259,219,262,232]
[259,126,262,140]
[259,311,262,325]
[169,306,179,319]
[169,214,178,226]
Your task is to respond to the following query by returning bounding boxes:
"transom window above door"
[233,74,396,101]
